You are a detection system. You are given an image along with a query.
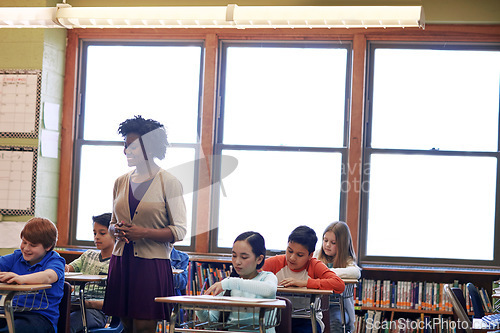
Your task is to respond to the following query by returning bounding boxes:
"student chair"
[466,283,486,319]
[58,281,72,333]
[444,284,472,333]
[275,296,292,333]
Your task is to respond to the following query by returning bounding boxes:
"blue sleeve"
[45,252,66,281]
[0,251,17,272]
[172,251,189,291]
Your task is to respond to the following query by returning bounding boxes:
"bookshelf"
[186,253,232,296]
[353,265,500,333]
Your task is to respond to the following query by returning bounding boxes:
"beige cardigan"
[111,169,187,259]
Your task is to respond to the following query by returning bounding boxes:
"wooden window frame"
[57,26,500,260]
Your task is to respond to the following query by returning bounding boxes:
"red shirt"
[263,254,345,293]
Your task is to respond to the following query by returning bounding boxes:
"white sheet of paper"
[40,129,59,158]
[43,102,60,130]
[0,222,27,248]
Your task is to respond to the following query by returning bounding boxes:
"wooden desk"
[155,295,286,333]
[0,283,51,333]
[65,274,107,333]
[276,286,332,333]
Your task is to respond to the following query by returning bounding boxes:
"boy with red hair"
[0,217,65,333]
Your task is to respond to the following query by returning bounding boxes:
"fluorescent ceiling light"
[0,4,425,29]
[0,7,60,28]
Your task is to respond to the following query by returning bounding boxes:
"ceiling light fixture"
[0,4,425,29]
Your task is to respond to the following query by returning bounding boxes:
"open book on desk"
[184,295,277,303]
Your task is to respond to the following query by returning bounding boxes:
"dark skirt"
[102,242,174,320]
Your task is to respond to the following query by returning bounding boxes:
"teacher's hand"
[114,221,130,243]
[115,222,146,242]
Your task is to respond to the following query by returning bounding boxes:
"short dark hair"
[234,231,267,269]
[118,115,168,160]
[21,217,58,251]
[288,225,317,254]
[92,213,112,228]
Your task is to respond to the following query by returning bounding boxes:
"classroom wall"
[0,0,66,229]
[0,0,498,232]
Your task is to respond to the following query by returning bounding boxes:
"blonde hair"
[317,221,356,268]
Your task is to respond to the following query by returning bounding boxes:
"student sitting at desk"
[315,221,361,333]
[198,231,278,332]
[65,213,115,333]
[170,247,189,296]
[0,217,65,333]
[262,225,345,333]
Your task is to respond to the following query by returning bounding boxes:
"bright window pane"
[84,45,201,143]
[217,150,342,250]
[77,145,194,246]
[76,43,202,246]
[223,46,347,147]
[366,154,497,260]
[371,49,500,151]
[76,145,131,241]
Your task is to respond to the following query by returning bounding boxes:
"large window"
[212,42,351,251]
[72,41,203,247]
[64,29,500,267]
[360,43,500,266]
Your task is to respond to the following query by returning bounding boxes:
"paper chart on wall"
[0,146,37,215]
[0,70,41,138]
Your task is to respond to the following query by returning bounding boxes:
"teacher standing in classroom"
[103,115,187,333]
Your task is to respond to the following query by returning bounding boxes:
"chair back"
[275,296,292,333]
[321,294,330,333]
[466,283,485,319]
[444,284,472,333]
[58,281,72,333]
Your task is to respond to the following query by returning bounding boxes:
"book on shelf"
[365,310,375,333]
[372,310,382,333]
[479,287,493,313]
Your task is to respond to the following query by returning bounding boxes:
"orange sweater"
[263,255,345,293]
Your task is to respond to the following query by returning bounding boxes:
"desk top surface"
[64,273,107,282]
[0,283,51,292]
[276,286,333,295]
[155,295,286,308]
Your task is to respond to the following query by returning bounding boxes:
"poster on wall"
[0,146,37,215]
[0,70,41,138]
